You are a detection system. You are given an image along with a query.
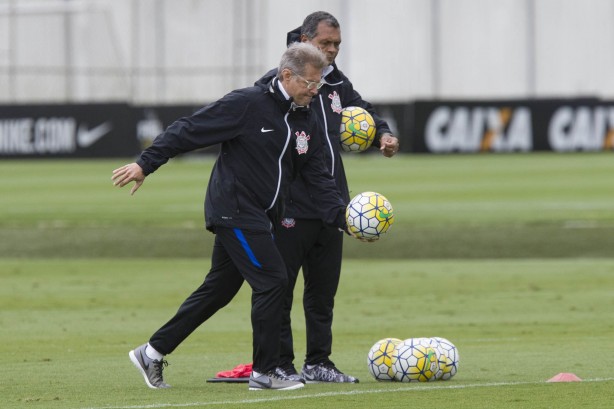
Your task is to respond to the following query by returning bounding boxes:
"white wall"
[535,0,614,97]
[1,0,613,103]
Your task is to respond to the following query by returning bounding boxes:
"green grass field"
[1,153,614,408]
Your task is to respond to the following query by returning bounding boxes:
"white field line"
[82,377,614,409]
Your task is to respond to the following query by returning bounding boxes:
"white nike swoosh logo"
[250,376,273,388]
[261,127,274,133]
[77,121,113,147]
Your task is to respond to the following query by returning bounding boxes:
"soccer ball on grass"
[367,338,402,381]
[392,338,440,382]
[431,337,460,380]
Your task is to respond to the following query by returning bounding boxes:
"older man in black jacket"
[256,11,400,384]
[112,42,348,391]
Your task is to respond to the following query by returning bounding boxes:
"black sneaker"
[301,363,359,383]
[275,365,306,383]
[129,344,171,389]
[248,370,305,391]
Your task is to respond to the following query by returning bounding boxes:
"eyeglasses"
[291,71,324,90]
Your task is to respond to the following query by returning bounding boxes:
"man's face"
[281,64,323,106]
[302,22,341,65]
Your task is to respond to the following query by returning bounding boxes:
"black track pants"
[149,227,288,373]
[274,218,343,367]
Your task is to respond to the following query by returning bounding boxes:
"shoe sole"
[249,383,305,391]
[303,377,358,384]
[129,350,159,389]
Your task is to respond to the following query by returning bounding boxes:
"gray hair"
[301,11,340,40]
[278,42,328,77]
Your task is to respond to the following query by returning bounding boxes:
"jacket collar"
[266,77,310,112]
[286,26,301,46]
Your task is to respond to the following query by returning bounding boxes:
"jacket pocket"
[210,176,240,219]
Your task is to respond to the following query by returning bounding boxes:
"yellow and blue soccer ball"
[367,338,402,381]
[339,106,376,152]
[346,191,394,241]
[431,337,460,380]
[392,338,440,382]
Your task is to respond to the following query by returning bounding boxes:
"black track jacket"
[255,26,393,220]
[136,78,347,233]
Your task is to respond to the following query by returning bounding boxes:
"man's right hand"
[112,163,146,195]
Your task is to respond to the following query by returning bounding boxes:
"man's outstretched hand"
[112,163,146,195]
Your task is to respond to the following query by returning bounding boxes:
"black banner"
[133,105,220,155]
[371,103,414,153]
[412,98,614,153]
[2,99,613,158]
[0,104,138,158]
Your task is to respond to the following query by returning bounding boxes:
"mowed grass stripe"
[80,378,614,409]
[1,153,613,259]
[3,258,614,408]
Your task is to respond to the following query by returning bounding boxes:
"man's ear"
[300,34,309,43]
[280,68,292,81]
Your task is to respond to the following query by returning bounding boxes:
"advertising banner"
[3,99,613,158]
[412,98,614,153]
[371,103,414,153]
[133,105,220,155]
[0,104,138,158]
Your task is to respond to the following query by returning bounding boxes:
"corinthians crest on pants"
[295,131,310,154]
[281,218,296,228]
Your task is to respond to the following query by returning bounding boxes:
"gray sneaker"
[249,370,305,391]
[129,344,171,389]
[275,365,306,383]
[301,363,359,383]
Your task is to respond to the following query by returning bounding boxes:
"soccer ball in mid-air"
[392,338,440,382]
[346,191,394,241]
[339,106,376,152]
[367,338,402,381]
[431,337,459,380]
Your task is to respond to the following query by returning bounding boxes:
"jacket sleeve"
[137,92,250,175]
[340,75,393,149]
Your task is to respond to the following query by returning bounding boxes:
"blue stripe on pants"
[233,228,262,268]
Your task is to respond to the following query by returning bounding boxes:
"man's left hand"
[379,133,400,157]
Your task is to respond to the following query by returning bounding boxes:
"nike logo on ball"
[261,127,274,133]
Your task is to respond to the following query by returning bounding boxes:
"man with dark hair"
[113,42,349,391]
[257,11,400,384]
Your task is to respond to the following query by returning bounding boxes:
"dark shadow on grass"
[2,224,613,259]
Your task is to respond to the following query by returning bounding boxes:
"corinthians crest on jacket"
[329,91,342,114]
[295,131,310,154]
